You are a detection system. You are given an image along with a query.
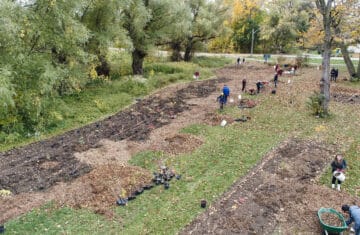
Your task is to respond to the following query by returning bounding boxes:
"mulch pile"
[203,112,234,126]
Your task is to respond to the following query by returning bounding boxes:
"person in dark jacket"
[330,68,336,81]
[256,81,262,94]
[334,68,339,82]
[222,85,230,104]
[242,79,247,92]
[331,154,347,191]
[216,93,226,110]
[237,57,241,65]
[273,73,279,88]
[342,205,360,235]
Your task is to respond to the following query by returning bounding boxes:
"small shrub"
[93,99,109,113]
[149,77,170,89]
[307,92,327,117]
[118,79,148,96]
[5,132,22,144]
[144,64,183,75]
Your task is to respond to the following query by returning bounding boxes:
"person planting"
[331,154,347,191]
[342,205,360,235]
[216,93,226,110]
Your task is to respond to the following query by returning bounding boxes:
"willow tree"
[0,0,91,133]
[316,0,333,115]
[79,0,124,77]
[121,0,177,75]
[166,1,192,62]
[183,0,229,61]
[260,0,312,53]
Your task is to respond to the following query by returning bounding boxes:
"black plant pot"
[116,198,128,206]
[128,195,136,201]
[143,184,154,190]
[134,188,144,195]
[200,200,207,208]
[0,225,4,234]
[164,182,170,190]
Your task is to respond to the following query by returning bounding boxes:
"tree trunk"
[95,55,110,77]
[184,39,193,62]
[318,0,333,115]
[170,42,182,62]
[132,49,146,75]
[339,42,356,77]
[320,42,331,114]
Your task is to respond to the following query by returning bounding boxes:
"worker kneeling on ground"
[342,205,360,235]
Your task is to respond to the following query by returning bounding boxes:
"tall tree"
[231,0,263,53]
[260,0,312,53]
[0,0,91,133]
[79,0,124,77]
[330,0,360,79]
[121,0,177,75]
[183,0,228,61]
[316,0,333,115]
[162,1,192,62]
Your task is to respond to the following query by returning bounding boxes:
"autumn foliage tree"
[183,0,229,61]
[231,0,263,53]
[330,0,360,79]
[260,0,312,53]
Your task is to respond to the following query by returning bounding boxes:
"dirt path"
[1,62,359,232]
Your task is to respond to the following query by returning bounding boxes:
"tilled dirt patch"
[203,112,235,126]
[181,138,360,234]
[332,93,360,104]
[150,133,204,155]
[0,164,152,222]
[0,77,228,195]
[331,85,360,104]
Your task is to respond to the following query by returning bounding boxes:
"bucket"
[333,171,345,182]
[220,120,227,127]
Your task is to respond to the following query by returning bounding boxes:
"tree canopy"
[1,0,360,137]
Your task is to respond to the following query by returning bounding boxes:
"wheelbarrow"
[318,207,348,235]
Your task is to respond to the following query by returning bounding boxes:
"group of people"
[215,79,358,233]
[236,57,245,65]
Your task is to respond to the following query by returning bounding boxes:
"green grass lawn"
[3,61,360,234]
